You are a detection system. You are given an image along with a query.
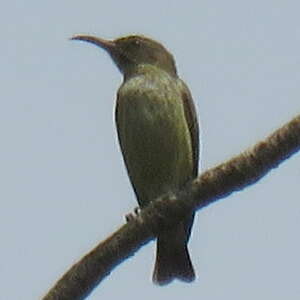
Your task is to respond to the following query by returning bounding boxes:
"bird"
[71,34,199,285]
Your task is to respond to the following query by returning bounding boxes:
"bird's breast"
[116,74,193,206]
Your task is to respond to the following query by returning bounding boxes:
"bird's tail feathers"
[152,224,195,285]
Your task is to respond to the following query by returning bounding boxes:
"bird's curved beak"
[70,34,116,53]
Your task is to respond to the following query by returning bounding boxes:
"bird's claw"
[125,206,141,222]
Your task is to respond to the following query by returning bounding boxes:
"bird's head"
[71,34,177,77]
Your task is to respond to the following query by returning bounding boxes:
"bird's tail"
[152,222,195,285]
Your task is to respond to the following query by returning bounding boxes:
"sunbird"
[71,34,199,285]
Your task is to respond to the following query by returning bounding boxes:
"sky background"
[1,1,300,299]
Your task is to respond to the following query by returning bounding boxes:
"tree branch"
[43,114,300,300]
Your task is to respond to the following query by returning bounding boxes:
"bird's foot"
[125,206,141,222]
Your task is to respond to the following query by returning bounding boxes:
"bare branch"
[43,114,300,300]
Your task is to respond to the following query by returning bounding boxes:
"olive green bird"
[71,34,199,285]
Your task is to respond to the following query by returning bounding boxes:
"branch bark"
[43,114,300,300]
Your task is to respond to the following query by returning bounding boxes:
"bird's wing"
[179,80,199,177]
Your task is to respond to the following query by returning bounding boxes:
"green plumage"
[116,65,194,206]
[71,34,199,285]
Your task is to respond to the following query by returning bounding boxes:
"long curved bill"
[70,34,116,52]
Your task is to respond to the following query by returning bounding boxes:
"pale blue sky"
[1,1,300,299]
